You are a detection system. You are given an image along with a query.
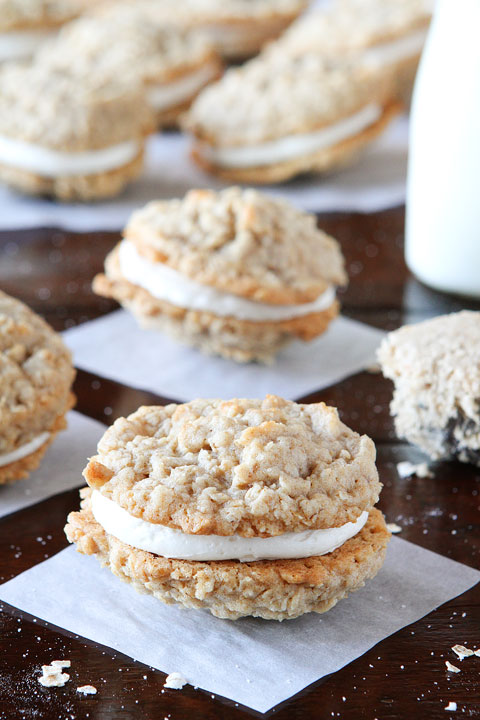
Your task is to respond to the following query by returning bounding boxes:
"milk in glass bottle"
[406,0,480,298]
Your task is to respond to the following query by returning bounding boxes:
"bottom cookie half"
[0,393,75,485]
[0,151,144,202]
[191,102,401,185]
[94,258,339,364]
[65,490,390,620]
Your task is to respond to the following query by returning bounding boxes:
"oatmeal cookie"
[183,53,400,183]
[37,7,222,128]
[0,62,153,201]
[0,290,75,484]
[65,395,388,620]
[378,311,480,465]
[94,188,346,362]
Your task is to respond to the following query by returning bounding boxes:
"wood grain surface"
[0,207,479,720]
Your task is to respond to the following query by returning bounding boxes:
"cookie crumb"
[39,672,70,687]
[77,685,97,695]
[397,461,433,479]
[445,701,457,711]
[164,672,187,690]
[445,661,460,673]
[38,660,71,688]
[452,645,474,660]
[386,523,402,534]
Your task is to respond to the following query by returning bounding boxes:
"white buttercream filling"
[0,136,140,177]
[91,490,369,561]
[148,63,218,112]
[364,28,428,67]
[118,239,336,322]
[0,432,50,467]
[0,29,55,62]
[201,103,382,168]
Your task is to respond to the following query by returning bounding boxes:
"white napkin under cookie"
[64,311,384,401]
[0,539,477,713]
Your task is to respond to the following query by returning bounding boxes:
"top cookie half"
[84,395,381,537]
[275,0,432,58]
[124,187,347,305]
[184,52,391,149]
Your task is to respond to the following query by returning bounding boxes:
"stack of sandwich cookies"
[93,188,347,363]
[378,311,480,466]
[0,0,81,63]
[0,63,153,201]
[184,53,400,184]
[143,0,309,60]
[275,0,432,105]
[65,395,390,620]
[0,291,75,485]
[38,6,222,128]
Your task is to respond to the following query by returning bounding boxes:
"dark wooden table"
[0,207,479,720]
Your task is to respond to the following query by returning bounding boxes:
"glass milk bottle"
[405,0,480,298]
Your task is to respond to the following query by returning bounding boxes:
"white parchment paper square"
[0,540,477,713]
[64,311,384,402]
[0,117,408,232]
[0,411,104,519]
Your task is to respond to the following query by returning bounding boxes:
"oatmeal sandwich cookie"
[93,187,347,363]
[184,52,400,184]
[65,395,390,620]
[38,6,222,128]
[0,291,75,485]
[142,0,309,61]
[0,62,153,201]
[378,311,480,465]
[0,0,81,63]
[274,0,433,106]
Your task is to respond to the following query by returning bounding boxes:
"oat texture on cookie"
[184,54,389,148]
[82,395,381,537]
[0,62,151,152]
[0,290,75,483]
[37,8,219,91]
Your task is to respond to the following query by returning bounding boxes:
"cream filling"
[0,136,139,177]
[0,29,55,62]
[91,490,369,562]
[147,63,218,112]
[0,432,50,467]
[364,28,428,67]
[201,103,382,168]
[118,239,336,322]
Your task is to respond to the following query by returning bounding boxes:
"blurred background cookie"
[0,63,153,200]
[0,290,75,485]
[93,187,347,363]
[38,5,222,128]
[131,0,310,61]
[274,0,433,106]
[378,311,480,466]
[0,0,82,63]
[184,54,400,183]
